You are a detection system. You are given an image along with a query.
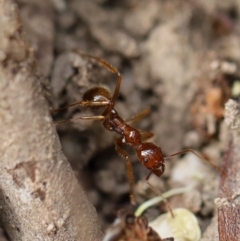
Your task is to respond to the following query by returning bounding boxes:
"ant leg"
[55,115,105,125]
[73,50,122,113]
[145,172,174,218]
[51,99,109,125]
[140,131,154,141]
[165,149,225,175]
[125,108,151,124]
[146,171,153,181]
[115,138,136,205]
[51,100,109,114]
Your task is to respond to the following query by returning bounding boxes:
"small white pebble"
[210,60,220,70]
[149,208,201,241]
[47,223,55,233]
[220,61,237,74]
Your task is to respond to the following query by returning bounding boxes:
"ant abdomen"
[136,143,165,178]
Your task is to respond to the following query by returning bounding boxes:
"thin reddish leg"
[125,108,151,124]
[73,50,122,115]
[56,115,105,125]
[51,100,110,114]
[145,179,175,218]
[165,149,225,175]
[115,138,136,205]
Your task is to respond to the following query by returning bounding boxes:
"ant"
[103,211,174,241]
[52,50,223,205]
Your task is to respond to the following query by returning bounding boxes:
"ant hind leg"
[125,108,151,124]
[115,138,136,205]
[145,174,175,218]
[165,149,225,176]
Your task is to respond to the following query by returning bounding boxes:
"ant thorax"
[103,109,142,147]
[122,127,142,146]
[103,109,125,134]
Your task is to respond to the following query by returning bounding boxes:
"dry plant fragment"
[191,72,232,138]
[0,0,102,240]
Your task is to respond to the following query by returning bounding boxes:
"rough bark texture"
[0,0,102,240]
[217,99,240,241]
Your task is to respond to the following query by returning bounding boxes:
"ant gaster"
[52,50,223,205]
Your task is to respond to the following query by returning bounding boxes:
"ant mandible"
[52,50,223,205]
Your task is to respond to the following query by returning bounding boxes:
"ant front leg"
[55,115,105,125]
[115,138,136,205]
[51,97,109,125]
[51,100,110,114]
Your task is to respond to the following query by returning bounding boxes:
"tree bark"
[0,0,102,240]
[217,99,240,241]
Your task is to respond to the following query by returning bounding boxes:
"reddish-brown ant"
[103,211,174,241]
[52,50,223,205]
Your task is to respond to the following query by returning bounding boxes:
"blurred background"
[16,0,240,235]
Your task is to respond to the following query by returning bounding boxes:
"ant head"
[136,143,165,177]
[83,86,111,104]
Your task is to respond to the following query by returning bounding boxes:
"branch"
[0,0,102,240]
[217,99,240,241]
